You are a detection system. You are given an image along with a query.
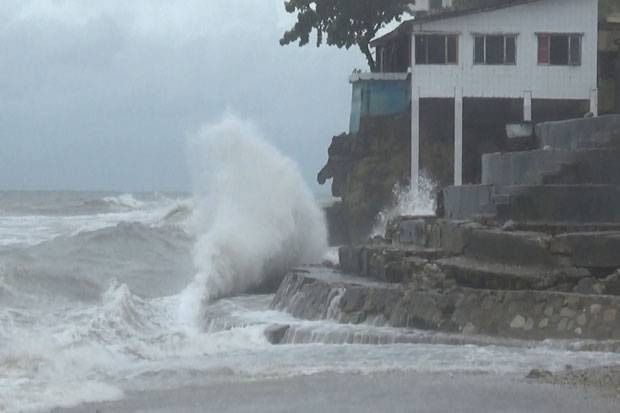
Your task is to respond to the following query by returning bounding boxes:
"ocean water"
[2,119,620,412]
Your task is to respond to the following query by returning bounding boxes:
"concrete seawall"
[272,269,620,344]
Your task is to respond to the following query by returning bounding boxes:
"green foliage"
[280,0,412,72]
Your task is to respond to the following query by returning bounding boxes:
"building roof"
[371,0,545,46]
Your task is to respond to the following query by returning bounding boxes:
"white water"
[372,176,437,238]
[1,119,619,412]
[178,116,328,327]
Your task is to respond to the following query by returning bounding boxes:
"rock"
[524,318,535,331]
[576,314,587,326]
[558,318,568,331]
[501,220,516,231]
[560,307,576,318]
[527,369,553,379]
[573,277,596,295]
[601,271,620,296]
[317,114,411,243]
[603,309,617,322]
[462,323,477,335]
[510,315,526,329]
[544,306,554,317]
[264,324,290,345]
[593,282,606,295]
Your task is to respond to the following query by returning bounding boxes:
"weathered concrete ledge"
[271,269,620,341]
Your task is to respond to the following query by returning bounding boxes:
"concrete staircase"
[444,115,620,223]
[331,215,620,341]
[272,115,620,343]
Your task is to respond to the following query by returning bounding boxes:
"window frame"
[472,33,518,66]
[414,33,459,65]
[536,33,583,66]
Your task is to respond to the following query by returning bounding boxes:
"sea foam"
[178,115,328,327]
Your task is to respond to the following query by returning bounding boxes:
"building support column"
[590,88,599,117]
[615,56,620,113]
[454,87,463,186]
[523,91,532,122]
[411,86,421,192]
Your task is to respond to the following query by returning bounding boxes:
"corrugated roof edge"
[370,0,545,46]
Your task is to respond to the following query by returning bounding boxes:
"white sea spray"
[178,115,328,327]
[372,175,437,238]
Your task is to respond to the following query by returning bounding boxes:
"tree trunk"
[359,41,377,73]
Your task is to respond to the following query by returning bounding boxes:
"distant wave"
[0,221,195,304]
[0,192,184,217]
[81,193,153,214]
[100,193,145,209]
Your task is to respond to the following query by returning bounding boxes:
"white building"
[370,0,600,188]
[408,0,453,13]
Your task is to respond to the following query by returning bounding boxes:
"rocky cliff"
[319,114,411,244]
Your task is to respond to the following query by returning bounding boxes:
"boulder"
[264,324,290,345]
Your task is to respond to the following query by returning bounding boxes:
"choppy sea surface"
[1,190,620,412]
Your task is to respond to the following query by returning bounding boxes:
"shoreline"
[53,369,620,413]
[540,365,620,398]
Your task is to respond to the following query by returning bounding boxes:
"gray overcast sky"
[0,0,365,192]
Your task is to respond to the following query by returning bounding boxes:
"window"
[473,34,517,65]
[415,34,458,65]
[430,0,443,9]
[537,34,581,66]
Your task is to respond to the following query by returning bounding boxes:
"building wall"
[410,0,453,12]
[410,0,598,100]
[350,79,410,133]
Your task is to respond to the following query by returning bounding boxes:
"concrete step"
[461,228,558,267]
[436,257,587,292]
[444,185,620,223]
[482,149,575,186]
[482,149,620,186]
[495,185,620,223]
[551,232,620,269]
[339,244,452,283]
[390,217,620,271]
[273,268,620,341]
[443,185,495,221]
[535,115,620,150]
[507,221,620,235]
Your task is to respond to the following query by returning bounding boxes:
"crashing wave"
[178,115,328,327]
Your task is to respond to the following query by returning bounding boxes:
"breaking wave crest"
[101,193,145,209]
[178,115,328,327]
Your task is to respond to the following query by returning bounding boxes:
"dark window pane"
[428,35,447,64]
[569,35,581,65]
[485,35,504,64]
[415,35,428,64]
[550,35,569,65]
[430,0,443,9]
[505,36,516,64]
[447,35,458,64]
[474,36,485,64]
[538,34,550,64]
